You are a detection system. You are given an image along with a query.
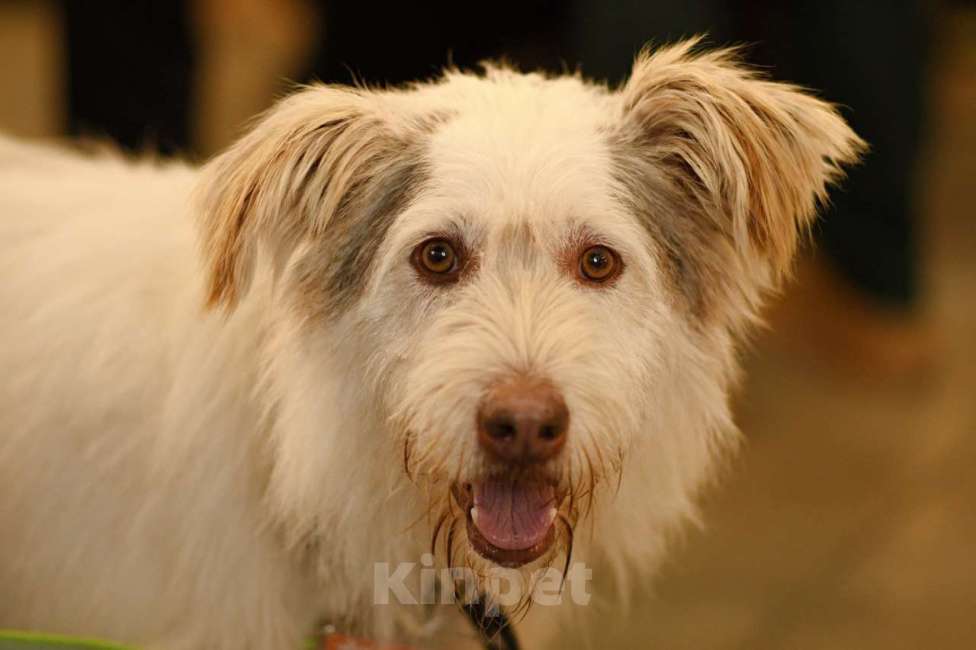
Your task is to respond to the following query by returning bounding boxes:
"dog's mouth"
[452,479,560,568]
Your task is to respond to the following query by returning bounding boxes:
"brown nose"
[477,377,569,465]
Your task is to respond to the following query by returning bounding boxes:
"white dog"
[0,40,862,649]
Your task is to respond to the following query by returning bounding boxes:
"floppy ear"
[616,39,866,294]
[196,87,402,310]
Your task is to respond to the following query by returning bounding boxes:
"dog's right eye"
[413,238,461,283]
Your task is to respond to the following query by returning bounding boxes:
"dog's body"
[0,42,862,649]
[0,144,314,648]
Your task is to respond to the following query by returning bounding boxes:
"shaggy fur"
[0,40,863,649]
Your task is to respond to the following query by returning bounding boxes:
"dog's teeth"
[470,507,479,527]
[547,506,558,525]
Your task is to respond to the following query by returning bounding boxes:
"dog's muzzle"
[454,376,569,567]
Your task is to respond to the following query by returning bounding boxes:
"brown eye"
[579,245,619,283]
[413,238,461,282]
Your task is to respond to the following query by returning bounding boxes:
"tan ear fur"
[619,38,867,279]
[196,87,393,310]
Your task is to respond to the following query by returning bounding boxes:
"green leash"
[0,630,322,650]
[0,631,135,650]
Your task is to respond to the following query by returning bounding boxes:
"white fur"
[0,42,861,649]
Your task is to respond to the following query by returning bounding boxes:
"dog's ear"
[617,39,866,282]
[197,87,400,310]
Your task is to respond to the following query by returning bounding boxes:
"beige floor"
[2,4,974,649]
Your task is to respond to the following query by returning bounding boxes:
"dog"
[0,39,863,649]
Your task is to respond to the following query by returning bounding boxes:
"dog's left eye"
[578,245,621,284]
[413,238,461,283]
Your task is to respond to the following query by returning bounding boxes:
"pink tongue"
[471,479,556,551]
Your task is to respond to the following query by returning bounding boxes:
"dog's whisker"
[509,593,533,627]
[445,519,459,576]
[430,511,449,558]
[402,431,415,483]
[614,454,625,498]
[580,445,598,520]
[589,437,610,483]
[557,513,575,595]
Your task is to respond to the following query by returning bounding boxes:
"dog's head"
[197,40,863,602]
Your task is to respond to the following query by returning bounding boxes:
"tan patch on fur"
[197,88,450,311]
[612,38,866,323]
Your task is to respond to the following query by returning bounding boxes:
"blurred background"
[1,0,974,648]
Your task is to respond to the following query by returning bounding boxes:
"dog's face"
[197,40,862,598]
[379,108,663,570]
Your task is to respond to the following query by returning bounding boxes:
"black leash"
[461,599,520,650]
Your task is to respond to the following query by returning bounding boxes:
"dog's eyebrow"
[292,145,431,319]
